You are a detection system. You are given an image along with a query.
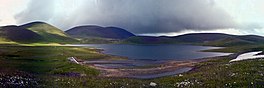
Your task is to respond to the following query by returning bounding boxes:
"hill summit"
[0,21,77,43]
[66,25,135,39]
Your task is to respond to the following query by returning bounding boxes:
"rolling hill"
[1,21,264,46]
[122,36,173,44]
[65,25,135,39]
[21,22,77,43]
[123,33,264,46]
[0,25,43,43]
[172,33,234,43]
[0,22,77,44]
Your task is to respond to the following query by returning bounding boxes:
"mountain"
[65,25,135,39]
[123,33,264,46]
[122,36,173,44]
[0,22,77,44]
[0,25,43,43]
[1,21,264,46]
[172,33,264,46]
[21,22,77,43]
[172,33,234,43]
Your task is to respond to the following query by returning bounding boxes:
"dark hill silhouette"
[0,25,42,42]
[66,25,135,39]
[0,21,77,43]
[123,33,264,46]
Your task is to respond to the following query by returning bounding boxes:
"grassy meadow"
[0,45,263,87]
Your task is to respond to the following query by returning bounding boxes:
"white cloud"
[215,0,264,29]
[0,0,30,26]
[0,0,263,36]
[15,0,237,33]
[139,28,244,36]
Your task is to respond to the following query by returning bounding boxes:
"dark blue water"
[74,44,231,79]
[73,44,231,60]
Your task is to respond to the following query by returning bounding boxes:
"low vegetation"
[0,45,263,87]
[77,37,120,44]
[153,57,264,87]
[1,22,264,87]
[0,46,125,87]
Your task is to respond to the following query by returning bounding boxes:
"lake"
[72,44,231,60]
[73,44,231,79]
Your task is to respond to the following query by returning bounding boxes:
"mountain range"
[0,21,264,46]
[123,33,264,46]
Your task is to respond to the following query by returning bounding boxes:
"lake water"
[73,44,231,79]
[72,44,231,60]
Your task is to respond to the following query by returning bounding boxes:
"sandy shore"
[76,57,215,78]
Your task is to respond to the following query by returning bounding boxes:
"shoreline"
[76,56,226,79]
[66,44,233,79]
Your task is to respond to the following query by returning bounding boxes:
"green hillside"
[0,22,78,44]
[123,33,264,47]
[21,22,77,43]
[122,36,174,44]
[66,25,135,39]
[0,25,43,43]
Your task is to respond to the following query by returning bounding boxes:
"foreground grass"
[0,46,122,87]
[39,56,264,88]
[153,57,264,87]
[0,45,264,87]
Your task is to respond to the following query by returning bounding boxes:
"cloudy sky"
[0,0,264,36]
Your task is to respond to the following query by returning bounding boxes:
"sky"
[0,0,264,36]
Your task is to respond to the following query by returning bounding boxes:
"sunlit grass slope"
[21,22,78,43]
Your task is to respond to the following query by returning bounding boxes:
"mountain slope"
[172,33,235,43]
[123,36,173,44]
[65,25,135,39]
[0,22,77,44]
[123,33,264,46]
[21,22,77,43]
[0,25,43,43]
[173,33,264,46]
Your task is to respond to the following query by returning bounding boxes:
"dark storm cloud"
[15,0,237,34]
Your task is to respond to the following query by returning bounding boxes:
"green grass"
[37,56,264,88]
[26,23,68,37]
[25,23,78,43]
[0,46,101,75]
[78,37,120,44]
[0,44,264,87]
[152,57,264,87]
[203,44,264,53]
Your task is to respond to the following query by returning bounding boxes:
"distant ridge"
[123,33,264,46]
[1,21,264,46]
[66,25,135,39]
